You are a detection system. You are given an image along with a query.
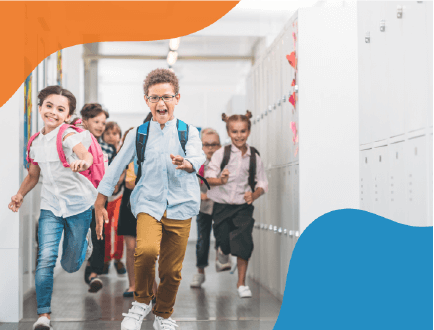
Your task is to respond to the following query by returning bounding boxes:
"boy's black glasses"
[146,94,178,103]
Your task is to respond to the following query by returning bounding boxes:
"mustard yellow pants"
[134,211,191,318]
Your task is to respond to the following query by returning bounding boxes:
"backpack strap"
[56,123,85,168]
[135,121,151,184]
[220,145,232,172]
[26,131,41,166]
[177,119,189,155]
[248,146,260,192]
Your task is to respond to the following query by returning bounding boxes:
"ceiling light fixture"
[167,51,178,66]
[169,38,181,51]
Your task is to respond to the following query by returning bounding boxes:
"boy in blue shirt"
[94,68,205,330]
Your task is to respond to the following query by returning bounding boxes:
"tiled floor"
[0,242,281,330]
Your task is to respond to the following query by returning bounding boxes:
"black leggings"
[89,208,105,274]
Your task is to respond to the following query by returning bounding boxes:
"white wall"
[0,85,23,322]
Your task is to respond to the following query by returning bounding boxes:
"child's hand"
[70,160,90,172]
[170,154,193,173]
[201,193,209,201]
[244,192,254,205]
[8,193,23,212]
[95,205,109,240]
[220,168,230,185]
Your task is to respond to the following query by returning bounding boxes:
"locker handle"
[278,227,283,234]
[283,228,288,235]
[282,95,286,102]
[289,230,294,237]
[268,224,273,231]
[295,231,300,237]
[273,226,278,233]
[268,106,272,113]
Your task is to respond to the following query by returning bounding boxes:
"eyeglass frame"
[203,143,220,148]
[145,93,179,103]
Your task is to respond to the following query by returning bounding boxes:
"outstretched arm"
[8,164,40,212]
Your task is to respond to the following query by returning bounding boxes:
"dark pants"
[195,212,213,268]
[212,203,255,261]
[89,208,105,274]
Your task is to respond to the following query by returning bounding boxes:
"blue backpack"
[134,118,209,189]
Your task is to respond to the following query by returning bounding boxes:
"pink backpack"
[26,123,106,188]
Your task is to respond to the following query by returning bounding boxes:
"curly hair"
[222,110,253,131]
[143,68,179,96]
[38,85,77,116]
[80,103,109,121]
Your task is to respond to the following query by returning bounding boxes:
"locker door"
[267,50,277,167]
[293,164,300,249]
[358,2,374,144]
[292,17,299,164]
[360,149,373,213]
[385,1,405,137]
[429,131,433,225]
[425,1,434,127]
[372,146,389,219]
[388,141,406,224]
[282,28,293,164]
[275,40,284,166]
[406,136,428,226]
[270,167,280,295]
[370,2,389,142]
[282,164,294,295]
[403,2,430,133]
[260,59,268,167]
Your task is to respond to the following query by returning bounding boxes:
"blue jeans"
[196,212,213,268]
[35,208,92,314]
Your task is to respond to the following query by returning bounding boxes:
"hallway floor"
[0,242,281,329]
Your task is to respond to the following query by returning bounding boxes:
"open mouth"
[157,109,168,115]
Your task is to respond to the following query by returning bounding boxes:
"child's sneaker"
[121,301,152,330]
[114,260,127,276]
[85,229,93,261]
[88,277,103,293]
[237,285,252,298]
[215,248,231,272]
[190,273,205,288]
[153,316,178,330]
[33,316,51,330]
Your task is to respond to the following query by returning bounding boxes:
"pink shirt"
[205,143,268,205]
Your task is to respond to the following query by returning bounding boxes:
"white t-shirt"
[29,125,97,217]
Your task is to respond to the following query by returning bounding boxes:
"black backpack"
[220,145,260,192]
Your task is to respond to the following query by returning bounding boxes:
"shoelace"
[159,317,179,329]
[122,301,147,321]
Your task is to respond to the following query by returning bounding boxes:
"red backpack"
[26,123,106,188]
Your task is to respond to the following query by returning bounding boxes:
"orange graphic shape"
[0,1,239,107]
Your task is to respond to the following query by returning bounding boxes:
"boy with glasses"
[95,68,205,330]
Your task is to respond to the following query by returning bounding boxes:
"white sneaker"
[190,273,205,288]
[153,316,179,330]
[215,248,231,272]
[33,316,51,330]
[85,228,93,261]
[237,285,252,298]
[121,301,152,330]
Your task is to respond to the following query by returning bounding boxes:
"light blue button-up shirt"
[97,117,206,221]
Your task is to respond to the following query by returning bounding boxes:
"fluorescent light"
[167,51,178,66]
[169,38,181,51]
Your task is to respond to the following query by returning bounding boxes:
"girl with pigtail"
[205,110,268,298]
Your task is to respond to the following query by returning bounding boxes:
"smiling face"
[227,120,250,150]
[38,94,71,133]
[83,112,107,138]
[145,83,180,128]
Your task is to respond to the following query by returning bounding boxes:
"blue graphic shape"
[274,209,433,330]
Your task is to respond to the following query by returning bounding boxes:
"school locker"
[388,141,406,224]
[260,59,268,168]
[425,1,434,127]
[269,168,281,295]
[360,149,373,213]
[369,2,389,142]
[385,2,406,138]
[403,2,430,133]
[282,28,293,165]
[372,146,389,219]
[267,49,277,167]
[358,3,374,145]
[429,131,433,225]
[275,39,284,166]
[405,135,428,226]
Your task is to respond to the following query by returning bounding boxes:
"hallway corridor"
[0,243,281,330]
